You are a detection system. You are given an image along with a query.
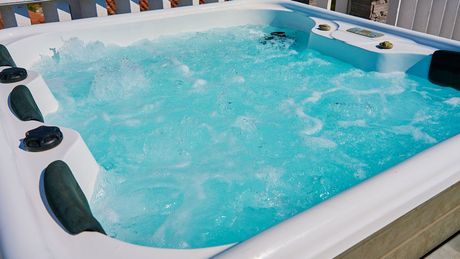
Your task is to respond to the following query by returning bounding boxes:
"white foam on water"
[233,116,257,132]
[299,124,322,136]
[331,70,407,97]
[101,113,111,122]
[169,161,191,169]
[412,111,432,124]
[302,91,322,103]
[281,98,323,135]
[248,28,266,37]
[124,119,142,127]
[142,102,163,112]
[337,120,367,127]
[59,38,109,63]
[372,71,406,81]
[90,59,148,100]
[232,75,245,83]
[290,53,331,67]
[339,69,365,78]
[179,65,191,76]
[302,136,337,149]
[155,116,165,123]
[300,88,340,105]
[445,97,460,106]
[191,79,208,92]
[171,57,192,77]
[346,84,405,96]
[391,125,437,144]
[353,169,367,180]
[83,115,98,127]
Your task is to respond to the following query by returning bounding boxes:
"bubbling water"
[36,25,460,248]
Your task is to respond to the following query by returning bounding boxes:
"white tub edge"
[0,1,459,259]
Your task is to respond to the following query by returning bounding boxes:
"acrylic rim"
[0,1,459,258]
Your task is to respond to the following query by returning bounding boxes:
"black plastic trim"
[0,67,27,84]
[24,126,63,152]
[44,160,106,235]
[9,85,44,122]
[429,50,460,90]
[0,44,16,67]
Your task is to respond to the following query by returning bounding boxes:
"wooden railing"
[0,0,69,27]
[294,0,460,41]
[298,0,348,13]
[0,0,221,28]
[0,0,350,29]
[0,0,459,41]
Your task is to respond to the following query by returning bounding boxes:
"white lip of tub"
[0,1,459,259]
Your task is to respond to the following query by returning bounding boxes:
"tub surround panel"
[336,181,460,259]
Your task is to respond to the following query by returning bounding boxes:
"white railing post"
[42,0,72,23]
[387,0,401,26]
[395,0,417,29]
[115,0,141,13]
[0,4,31,28]
[79,0,108,18]
[426,0,448,36]
[439,0,460,39]
[334,0,349,13]
[68,0,82,19]
[386,0,459,40]
[178,0,199,7]
[94,0,108,16]
[315,0,332,10]
[453,13,460,41]
[148,0,171,9]
[412,0,433,33]
[162,0,172,8]
[453,2,460,40]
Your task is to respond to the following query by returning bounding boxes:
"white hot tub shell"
[0,1,459,258]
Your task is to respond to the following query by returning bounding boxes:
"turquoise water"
[37,25,460,248]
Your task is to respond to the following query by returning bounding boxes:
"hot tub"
[0,0,459,258]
